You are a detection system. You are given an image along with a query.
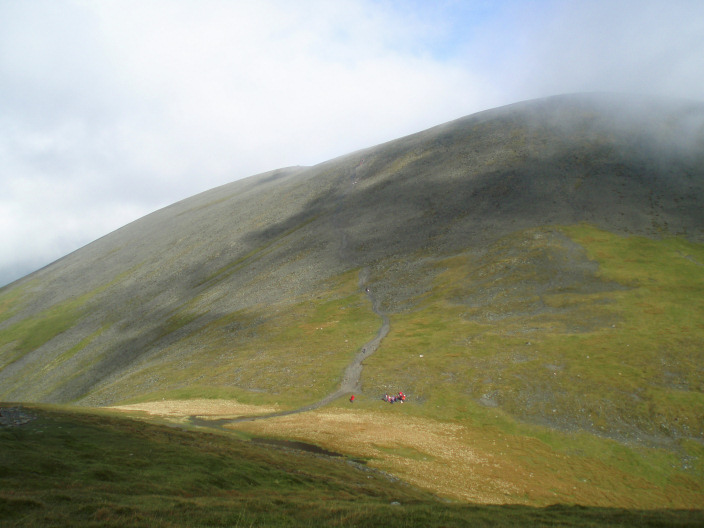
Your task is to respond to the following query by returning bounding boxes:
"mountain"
[1,93,703,506]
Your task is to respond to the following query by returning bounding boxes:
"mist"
[2,0,703,286]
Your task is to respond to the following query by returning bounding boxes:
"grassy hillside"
[1,405,702,527]
[220,225,702,509]
[74,224,702,509]
[0,94,702,511]
[1,94,702,408]
[363,225,704,445]
[86,270,379,408]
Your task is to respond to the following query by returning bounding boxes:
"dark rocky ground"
[0,406,35,427]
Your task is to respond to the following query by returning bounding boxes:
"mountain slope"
[1,93,703,441]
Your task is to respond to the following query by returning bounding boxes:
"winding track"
[189,160,388,428]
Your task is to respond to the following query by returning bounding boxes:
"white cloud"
[2,0,703,286]
[490,0,704,102]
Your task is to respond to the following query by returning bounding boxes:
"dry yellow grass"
[226,407,703,508]
[108,398,280,421]
[104,399,703,508]
[226,408,518,504]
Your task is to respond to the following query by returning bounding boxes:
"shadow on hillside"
[242,121,704,272]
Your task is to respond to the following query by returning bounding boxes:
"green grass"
[90,269,380,408]
[365,224,704,427]
[0,264,142,384]
[81,225,703,507]
[0,296,86,375]
[0,324,113,403]
[158,310,202,341]
[3,224,701,515]
[1,405,701,527]
[359,225,703,497]
[44,325,109,373]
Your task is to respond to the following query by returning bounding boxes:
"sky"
[2,0,703,286]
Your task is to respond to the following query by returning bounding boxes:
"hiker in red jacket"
[350,395,355,403]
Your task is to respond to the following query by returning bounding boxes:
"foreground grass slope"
[1,405,702,527]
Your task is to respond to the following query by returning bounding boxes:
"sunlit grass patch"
[364,224,704,437]
[232,406,704,508]
[373,444,436,462]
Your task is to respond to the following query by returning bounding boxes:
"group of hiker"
[383,391,406,404]
[349,391,407,404]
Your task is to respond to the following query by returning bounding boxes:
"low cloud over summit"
[2,0,704,286]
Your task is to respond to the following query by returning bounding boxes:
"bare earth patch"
[108,399,280,421]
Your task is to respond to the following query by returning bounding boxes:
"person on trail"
[350,395,355,403]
